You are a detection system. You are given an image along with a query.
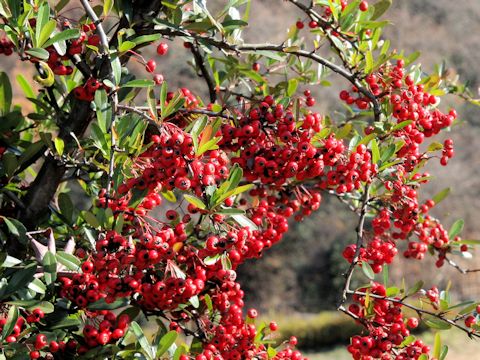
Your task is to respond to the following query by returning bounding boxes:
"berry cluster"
[347,283,429,360]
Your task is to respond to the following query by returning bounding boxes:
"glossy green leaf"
[38,19,56,47]
[156,330,178,357]
[184,194,207,210]
[26,47,49,60]
[43,29,81,48]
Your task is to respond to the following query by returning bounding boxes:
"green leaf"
[38,19,57,47]
[2,217,27,245]
[87,297,129,310]
[156,331,178,357]
[0,72,12,115]
[123,79,155,88]
[418,355,428,360]
[1,305,18,341]
[132,34,162,46]
[365,50,374,74]
[7,300,54,313]
[457,239,480,245]
[448,219,464,239]
[286,78,298,97]
[427,141,444,152]
[391,120,412,132]
[56,251,80,272]
[371,139,380,164]
[231,214,258,230]
[131,321,155,360]
[42,251,57,285]
[407,280,424,296]
[49,317,81,330]
[184,194,207,210]
[370,0,392,20]
[440,345,449,360]
[58,193,74,223]
[43,29,81,48]
[119,40,136,53]
[28,278,46,294]
[4,263,37,296]
[35,2,51,47]
[82,211,101,228]
[361,262,375,280]
[424,318,451,330]
[336,123,352,139]
[432,188,451,205]
[95,89,112,133]
[26,47,50,60]
[54,137,64,155]
[104,0,114,16]
[204,294,213,312]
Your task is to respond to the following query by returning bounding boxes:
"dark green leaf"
[4,263,37,296]
[0,72,12,115]
[1,305,18,340]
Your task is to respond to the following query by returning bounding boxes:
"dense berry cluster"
[347,283,429,360]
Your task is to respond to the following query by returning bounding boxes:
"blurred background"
[3,0,480,358]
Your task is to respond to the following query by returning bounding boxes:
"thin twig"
[337,184,370,308]
[79,0,118,199]
[348,290,480,339]
[191,44,217,103]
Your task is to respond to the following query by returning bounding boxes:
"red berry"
[156,42,169,56]
[359,1,369,12]
[146,59,156,73]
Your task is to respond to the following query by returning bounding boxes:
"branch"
[79,0,118,199]
[445,256,480,274]
[337,184,370,308]
[191,43,217,103]
[118,104,236,122]
[155,28,381,122]
[348,290,480,339]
